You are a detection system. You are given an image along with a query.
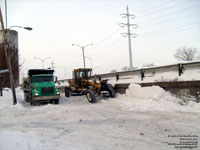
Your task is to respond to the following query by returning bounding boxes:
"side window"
[80,72,83,78]
[75,72,79,79]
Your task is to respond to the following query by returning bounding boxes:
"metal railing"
[57,61,200,83]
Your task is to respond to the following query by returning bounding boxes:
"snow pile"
[0,131,43,150]
[114,84,200,112]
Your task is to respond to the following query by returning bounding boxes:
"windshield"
[34,76,53,82]
[80,71,90,79]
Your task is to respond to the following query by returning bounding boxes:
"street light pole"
[34,57,51,69]
[72,44,93,68]
[82,46,86,68]
[85,56,93,68]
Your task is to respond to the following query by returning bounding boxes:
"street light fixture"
[8,26,33,31]
[34,57,51,69]
[72,44,93,68]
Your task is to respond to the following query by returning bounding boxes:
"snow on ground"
[105,84,200,113]
[0,86,200,150]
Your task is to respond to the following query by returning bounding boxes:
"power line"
[89,23,119,44]
[86,27,122,56]
[94,39,127,65]
[92,37,126,60]
[138,21,200,36]
[138,26,200,38]
[88,27,121,50]
[139,11,200,28]
[137,0,193,18]
[137,5,200,25]
[136,0,175,15]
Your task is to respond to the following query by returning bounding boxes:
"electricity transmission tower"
[119,6,138,69]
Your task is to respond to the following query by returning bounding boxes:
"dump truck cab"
[24,69,60,105]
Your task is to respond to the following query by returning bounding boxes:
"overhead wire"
[139,11,200,28]
[138,21,200,36]
[137,0,193,18]
[136,0,175,15]
[138,26,200,38]
[86,27,122,56]
[137,4,200,25]
[94,38,127,60]
[93,39,127,66]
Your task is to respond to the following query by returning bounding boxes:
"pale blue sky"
[1,0,200,79]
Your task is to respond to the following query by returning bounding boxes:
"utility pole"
[51,60,56,69]
[119,6,138,69]
[0,8,17,105]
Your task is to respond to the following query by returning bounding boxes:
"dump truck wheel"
[65,87,71,97]
[86,89,96,103]
[24,94,29,102]
[107,85,116,98]
[54,99,59,104]
[30,99,37,106]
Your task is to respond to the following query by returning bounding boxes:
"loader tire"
[65,87,71,97]
[107,85,116,98]
[86,89,97,103]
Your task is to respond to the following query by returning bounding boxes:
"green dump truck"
[23,69,60,105]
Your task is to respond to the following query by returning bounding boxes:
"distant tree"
[121,66,130,71]
[110,69,117,73]
[142,63,154,68]
[121,66,138,71]
[174,46,200,61]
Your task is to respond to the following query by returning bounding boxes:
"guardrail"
[97,61,200,82]
[57,61,200,83]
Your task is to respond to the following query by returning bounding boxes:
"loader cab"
[73,68,92,87]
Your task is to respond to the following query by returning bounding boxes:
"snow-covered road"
[0,85,200,150]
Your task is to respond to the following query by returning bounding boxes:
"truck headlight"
[56,91,60,95]
[34,93,39,96]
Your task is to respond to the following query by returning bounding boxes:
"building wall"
[0,29,19,88]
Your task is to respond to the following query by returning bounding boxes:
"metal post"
[7,42,17,104]
[82,46,86,68]
[126,6,133,69]
[5,0,8,29]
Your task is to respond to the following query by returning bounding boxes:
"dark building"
[0,29,19,88]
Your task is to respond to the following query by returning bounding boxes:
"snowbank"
[0,131,43,150]
[111,84,200,113]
